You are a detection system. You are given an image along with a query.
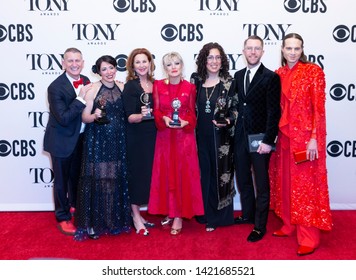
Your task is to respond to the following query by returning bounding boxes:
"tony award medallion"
[169,98,181,127]
[214,96,228,124]
[94,96,110,125]
[140,92,154,120]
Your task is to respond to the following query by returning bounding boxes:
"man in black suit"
[44,47,91,235]
[233,36,281,242]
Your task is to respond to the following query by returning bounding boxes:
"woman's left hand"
[178,118,189,128]
[306,138,318,161]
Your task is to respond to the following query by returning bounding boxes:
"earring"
[164,78,169,85]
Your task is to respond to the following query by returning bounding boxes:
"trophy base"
[95,118,110,125]
[142,115,154,121]
[216,119,228,125]
[169,121,181,127]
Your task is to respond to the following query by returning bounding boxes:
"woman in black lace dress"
[74,55,131,240]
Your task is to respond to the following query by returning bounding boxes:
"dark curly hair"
[195,42,231,82]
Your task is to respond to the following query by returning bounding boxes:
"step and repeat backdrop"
[0,0,355,211]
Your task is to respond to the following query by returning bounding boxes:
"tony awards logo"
[140,92,154,120]
[215,95,227,124]
[170,98,181,126]
[95,96,110,125]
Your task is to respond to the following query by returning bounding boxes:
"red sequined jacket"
[270,62,332,231]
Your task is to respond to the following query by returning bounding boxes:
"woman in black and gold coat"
[190,42,238,232]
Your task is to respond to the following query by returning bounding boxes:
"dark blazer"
[234,63,281,146]
[43,72,89,158]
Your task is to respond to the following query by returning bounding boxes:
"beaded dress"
[74,82,131,240]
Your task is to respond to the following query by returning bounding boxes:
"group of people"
[43,32,332,256]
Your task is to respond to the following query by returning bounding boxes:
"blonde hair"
[162,52,184,78]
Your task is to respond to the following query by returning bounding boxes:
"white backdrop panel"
[0,0,355,210]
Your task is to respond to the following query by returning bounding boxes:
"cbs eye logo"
[161,24,177,42]
[284,0,301,12]
[329,84,347,101]
[333,25,356,43]
[327,141,343,157]
[0,140,11,157]
[0,83,35,101]
[113,0,156,13]
[329,83,356,101]
[0,140,36,157]
[0,83,9,100]
[115,54,128,72]
[0,24,33,42]
[161,24,203,42]
[283,0,327,13]
[113,0,130,12]
[327,140,356,158]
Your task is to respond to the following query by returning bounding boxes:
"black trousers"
[234,135,271,233]
[51,134,83,222]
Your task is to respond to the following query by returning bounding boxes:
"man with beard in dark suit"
[44,47,92,235]
[233,36,281,242]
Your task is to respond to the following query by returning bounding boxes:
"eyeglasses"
[207,55,222,61]
[244,46,263,52]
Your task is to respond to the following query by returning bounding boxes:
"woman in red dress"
[148,52,204,235]
[269,33,332,256]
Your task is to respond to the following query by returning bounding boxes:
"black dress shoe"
[247,229,265,242]
[88,233,99,240]
[234,216,254,225]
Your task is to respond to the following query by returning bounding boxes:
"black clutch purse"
[247,133,276,153]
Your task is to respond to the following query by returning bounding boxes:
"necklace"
[140,78,150,92]
[205,85,216,113]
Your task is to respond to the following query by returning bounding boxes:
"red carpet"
[0,211,355,260]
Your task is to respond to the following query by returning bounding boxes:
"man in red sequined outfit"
[269,33,332,256]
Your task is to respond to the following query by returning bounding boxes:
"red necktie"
[73,78,83,89]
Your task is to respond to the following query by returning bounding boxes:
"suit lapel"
[62,72,77,99]
[237,70,245,100]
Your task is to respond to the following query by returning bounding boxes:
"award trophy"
[140,92,154,120]
[214,96,228,124]
[169,98,181,127]
[94,96,110,125]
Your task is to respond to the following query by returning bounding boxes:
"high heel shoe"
[161,216,173,226]
[170,217,182,235]
[206,224,216,232]
[136,228,149,236]
[170,228,182,236]
[132,216,149,236]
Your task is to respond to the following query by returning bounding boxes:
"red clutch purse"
[293,150,308,164]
